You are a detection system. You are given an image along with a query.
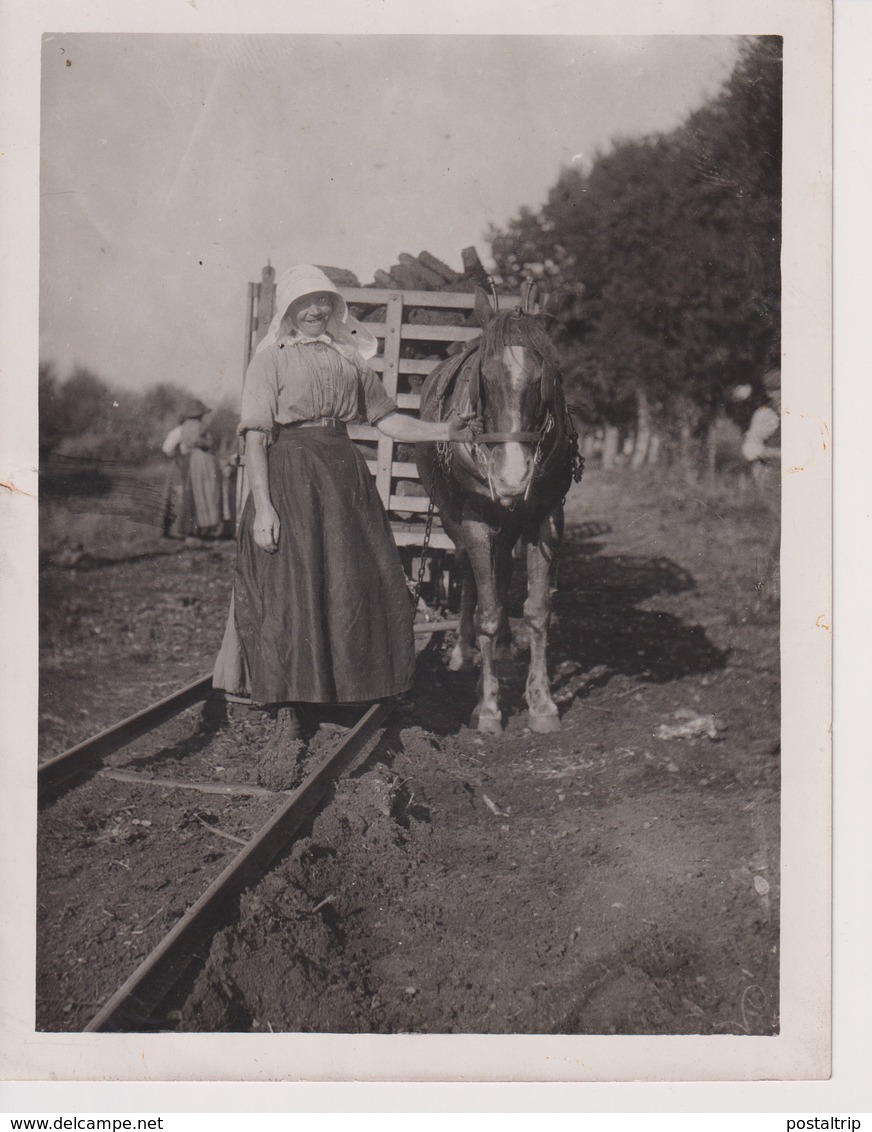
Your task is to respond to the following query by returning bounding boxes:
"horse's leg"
[437,514,477,673]
[463,516,503,733]
[448,550,478,672]
[524,506,563,733]
[493,530,517,662]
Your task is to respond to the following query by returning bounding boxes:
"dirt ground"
[37,468,780,1034]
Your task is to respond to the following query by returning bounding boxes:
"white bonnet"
[255,264,378,360]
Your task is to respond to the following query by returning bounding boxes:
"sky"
[39,34,740,406]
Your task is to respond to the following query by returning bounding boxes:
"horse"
[416,284,583,733]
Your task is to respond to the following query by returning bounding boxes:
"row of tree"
[38,362,238,465]
[488,36,782,469]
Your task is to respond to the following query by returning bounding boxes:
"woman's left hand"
[253,504,281,553]
[448,412,484,444]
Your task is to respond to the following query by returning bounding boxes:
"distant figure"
[732,368,781,487]
[162,399,223,539]
[732,368,781,604]
[742,368,781,469]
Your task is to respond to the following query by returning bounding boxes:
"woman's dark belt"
[284,418,348,435]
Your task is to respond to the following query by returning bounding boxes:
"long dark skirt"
[233,427,415,705]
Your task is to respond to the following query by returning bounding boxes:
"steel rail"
[38,673,214,806]
[39,621,457,806]
[83,698,392,1032]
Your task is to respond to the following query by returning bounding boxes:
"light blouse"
[162,418,210,456]
[238,334,396,439]
[741,404,780,461]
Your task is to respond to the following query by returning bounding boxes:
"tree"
[39,361,241,467]
[141,382,191,422]
[56,367,114,439]
[678,35,782,371]
[488,36,783,469]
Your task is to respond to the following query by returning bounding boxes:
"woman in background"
[740,368,781,475]
[162,399,223,540]
[730,366,781,603]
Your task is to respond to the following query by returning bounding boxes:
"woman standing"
[213,265,477,748]
[162,399,223,539]
[740,368,781,474]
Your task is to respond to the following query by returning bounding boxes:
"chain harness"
[408,406,582,613]
[407,491,438,612]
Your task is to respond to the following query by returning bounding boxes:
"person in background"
[731,367,781,603]
[741,368,781,473]
[731,367,781,486]
[162,399,223,540]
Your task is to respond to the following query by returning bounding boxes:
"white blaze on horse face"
[503,345,528,399]
[492,346,533,494]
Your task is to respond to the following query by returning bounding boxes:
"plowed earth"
[38,470,780,1034]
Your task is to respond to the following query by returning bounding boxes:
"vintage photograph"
[2,3,831,1085]
[34,30,785,1038]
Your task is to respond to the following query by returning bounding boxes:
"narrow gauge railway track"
[38,674,215,805]
[38,632,451,1033]
[37,622,457,807]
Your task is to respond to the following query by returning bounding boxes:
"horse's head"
[469,286,560,503]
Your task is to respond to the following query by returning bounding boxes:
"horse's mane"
[480,309,562,373]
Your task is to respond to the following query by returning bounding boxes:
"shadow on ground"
[410,523,726,736]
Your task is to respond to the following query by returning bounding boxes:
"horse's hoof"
[528,712,561,733]
[470,710,503,734]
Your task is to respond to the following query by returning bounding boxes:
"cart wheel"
[438,567,463,613]
[436,567,450,609]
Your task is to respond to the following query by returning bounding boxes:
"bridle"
[467,414,556,502]
[436,280,583,501]
[466,346,557,501]
[473,430,542,444]
[464,283,553,448]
